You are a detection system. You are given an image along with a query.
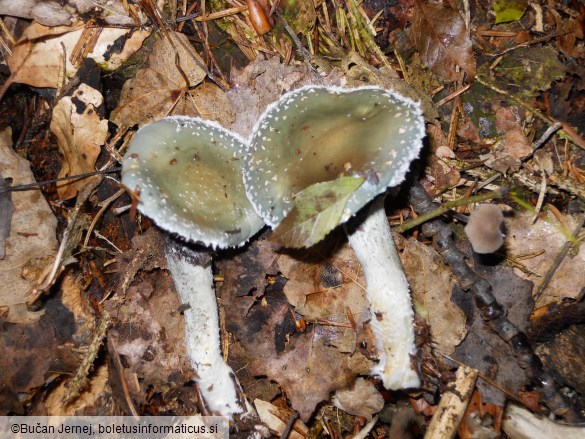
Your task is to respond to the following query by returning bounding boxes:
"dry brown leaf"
[0,0,141,27]
[399,236,467,354]
[6,24,83,90]
[0,271,100,415]
[4,23,149,93]
[251,330,355,422]
[458,390,503,439]
[218,239,359,421]
[427,122,461,190]
[411,0,476,81]
[0,306,57,413]
[188,82,236,126]
[479,146,521,174]
[50,83,108,200]
[44,364,110,415]
[278,244,370,353]
[495,107,531,160]
[0,127,58,323]
[480,107,532,173]
[105,231,194,406]
[556,17,585,58]
[506,211,585,307]
[502,128,531,161]
[110,32,207,128]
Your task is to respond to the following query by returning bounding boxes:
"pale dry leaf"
[332,377,384,420]
[0,0,73,26]
[254,399,308,439]
[506,211,585,307]
[7,23,83,89]
[411,0,476,81]
[188,82,236,126]
[251,332,355,422]
[6,23,150,91]
[503,128,531,160]
[0,0,142,27]
[495,107,531,160]
[44,364,109,415]
[110,32,207,128]
[427,122,460,190]
[279,245,368,322]
[278,244,370,353]
[533,150,554,174]
[480,142,522,174]
[399,237,467,354]
[50,83,108,200]
[0,127,58,323]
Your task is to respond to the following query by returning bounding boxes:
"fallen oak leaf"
[0,127,58,323]
[411,0,476,81]
[110,32,207,128]
[50,83,108,200]
[0,22,149,100]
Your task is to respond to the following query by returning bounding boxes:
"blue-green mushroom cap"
[243,86,426,228]
[122,116,264,249]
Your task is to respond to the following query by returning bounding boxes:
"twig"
[0,168,121,193]
[486,31,568,57]
[62,310,112,404]
[396,187,507,233]
[108,336,140,418]
[439,351,527,405]
[279,411,299,439]
[83,188,125,248]
[275,11,314,68]
[26,171,106,304]
[435,84,471,108]
[352,415,378,439]
[0,16,16,46]
[527,122,563,158]
[531,171,547,223]
[424,364,478,439]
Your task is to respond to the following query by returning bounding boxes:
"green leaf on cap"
[270,176,365,248]
[494,0,528,24]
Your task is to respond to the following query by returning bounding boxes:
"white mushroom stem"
[165,240,253,418]
[346,197,420,389]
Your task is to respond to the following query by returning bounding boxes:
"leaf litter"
[1,0,585,435]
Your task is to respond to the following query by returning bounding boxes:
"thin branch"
[396,187,507,233]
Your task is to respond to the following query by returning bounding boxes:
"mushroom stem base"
[347,197,420,389]
[166,241,253,417]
